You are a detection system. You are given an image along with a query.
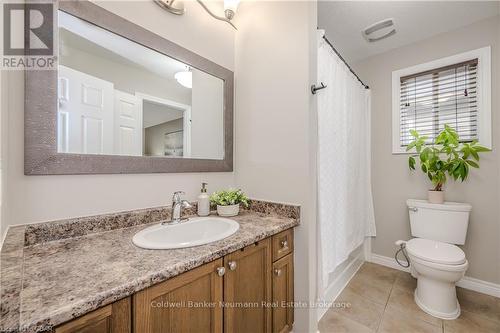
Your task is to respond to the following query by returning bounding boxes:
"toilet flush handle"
[409,207,418,212]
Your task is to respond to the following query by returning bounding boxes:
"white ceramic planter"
[217,204,240,217]
[428,190,445,204]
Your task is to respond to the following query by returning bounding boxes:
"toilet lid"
[406,238,466,265]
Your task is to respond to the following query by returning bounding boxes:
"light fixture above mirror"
[154,0,239,30]
[153,0,185,15]
[223,0,240,20]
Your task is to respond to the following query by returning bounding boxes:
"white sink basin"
[132,217,239,249]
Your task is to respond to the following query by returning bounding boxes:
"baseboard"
[370,253,410,272]
[369,253,500,298]
[458,276,500,298]
[317,251,364,321]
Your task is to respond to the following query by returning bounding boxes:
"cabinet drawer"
[272,229,293,262]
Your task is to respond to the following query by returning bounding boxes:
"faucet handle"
[172,191,186,201]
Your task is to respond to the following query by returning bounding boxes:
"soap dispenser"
[197,182,210,216]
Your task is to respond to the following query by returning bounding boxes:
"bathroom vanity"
[0,201,298,333]
[56,229,293,333]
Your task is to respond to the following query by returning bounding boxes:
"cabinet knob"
[216,267,225,277]
[274,269,282,277]
[281,240,289,249]
[228,261,237,270]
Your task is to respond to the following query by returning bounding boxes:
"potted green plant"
[210,189,249,217]
[407,125,489,204]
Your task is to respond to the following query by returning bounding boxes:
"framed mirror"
[25,0,233,175]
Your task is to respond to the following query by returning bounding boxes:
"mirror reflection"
[57,11,224,159]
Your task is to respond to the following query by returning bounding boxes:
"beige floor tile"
[393,271,417,293]
[319,311,375,333]
[456,287,500,324]
[334,286,385,331]
[386,287,443,327]
[322,262,500,333]
[346,272,393,306]
[378,306,442,333]
[358,263,398,286]
[444,310,500,333]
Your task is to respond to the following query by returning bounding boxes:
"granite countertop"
[0,201,299,333]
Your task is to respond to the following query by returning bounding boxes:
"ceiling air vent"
[362,18,396,42]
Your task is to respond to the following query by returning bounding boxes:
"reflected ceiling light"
[362,18,396,42]
[154,0,239,30]
[175,67,192,89]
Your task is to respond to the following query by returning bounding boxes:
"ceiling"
[318,1,500,63]
[143,101,184,128]
[59,11,187,80]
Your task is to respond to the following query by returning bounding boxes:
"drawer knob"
[216,267,225,277]
[228,261,237,271]
[281,240,289,249]
[274,269,282,277]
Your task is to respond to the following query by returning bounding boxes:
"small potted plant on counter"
[210,189,249,217]
[407,125,489,204]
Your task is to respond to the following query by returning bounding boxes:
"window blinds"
[400,59,478,146]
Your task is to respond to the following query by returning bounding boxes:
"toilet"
[400,199,471,320]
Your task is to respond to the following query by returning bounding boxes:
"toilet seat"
[406,238,466,265]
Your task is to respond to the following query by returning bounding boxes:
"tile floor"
[319,262,500,333]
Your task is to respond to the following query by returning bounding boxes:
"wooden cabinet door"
[272,254,294,333]
[224,239,272,333]
[55,297,130,333]
[133,259,223,333]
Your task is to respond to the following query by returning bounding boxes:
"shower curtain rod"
[322,35,370,89]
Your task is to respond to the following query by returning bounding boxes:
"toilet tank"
[407,199,472,245]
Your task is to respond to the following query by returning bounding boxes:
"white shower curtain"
[317,30,376,296]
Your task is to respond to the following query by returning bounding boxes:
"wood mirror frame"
[25,0,233,175]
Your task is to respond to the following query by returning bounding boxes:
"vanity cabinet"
[272,254,294,333]
[55,298,131,333]
[55,229,294,333]
[224,239,272,333]
[272,229,293,262]
[133,259,223,333]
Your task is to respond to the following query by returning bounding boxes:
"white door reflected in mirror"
[57,10,224,160]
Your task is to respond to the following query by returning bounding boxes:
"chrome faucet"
[163,191,192,225]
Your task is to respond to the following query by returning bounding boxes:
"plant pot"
[428,190,445,204]
[217,204,240,217]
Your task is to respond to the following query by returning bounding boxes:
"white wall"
[354,16,500,284]
[234,1,318,331]
[0,0,236,236]
[0,70,3,233]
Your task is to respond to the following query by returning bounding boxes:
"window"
[392,47,491,153]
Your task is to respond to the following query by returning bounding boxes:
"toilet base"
[414,289,461,320]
